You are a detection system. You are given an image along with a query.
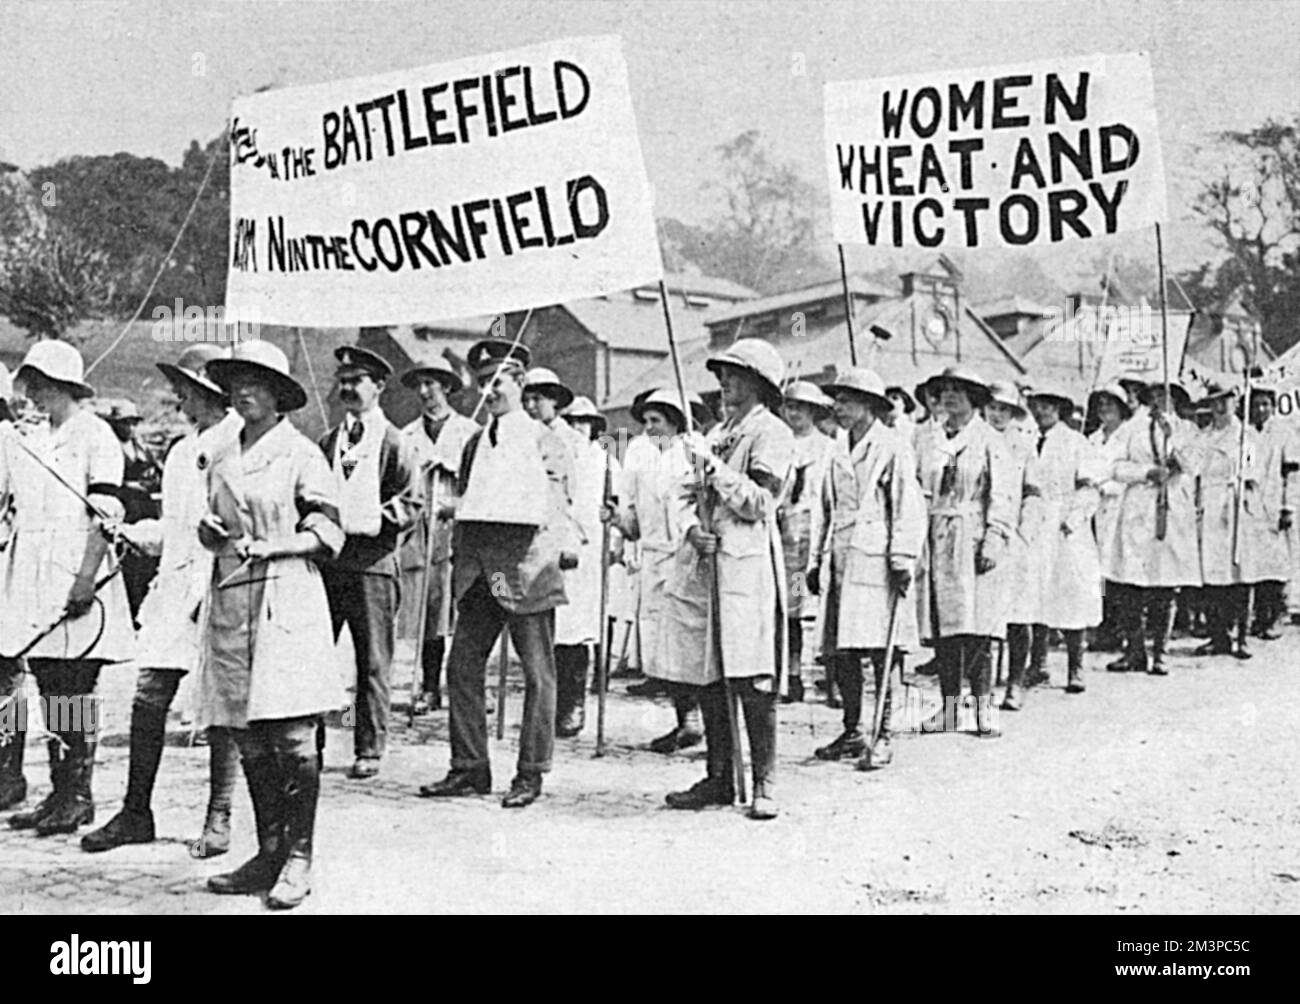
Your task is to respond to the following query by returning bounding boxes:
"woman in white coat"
[1086,384,1132,653]
[920,366,1017,738]
[2,341,136,836]
[1024,386,1105,694]
[81,345,243,857]
[808,368,924,770]
[199,341,345,910]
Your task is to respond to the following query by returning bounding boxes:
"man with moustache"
[398,356,479,713]
[319,346,414,779]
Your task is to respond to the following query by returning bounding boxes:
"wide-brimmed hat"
[1088,382,1132,419]
[562,395,606,432]
[632,387,710,430]
[885,385,917,414]
[706,338,784,400]
[1025,382,1077,415]
[16,340,95,399]
[783,380,834,415]
[334,345,393,381]
[1139,378,1191,411]
[157,344,226,400]
[208,340,308,413]
[0,363,11,403]
[824,367,892,410]
[400,355,463,394]
[986,380,1027,418]
[914,373,942,404]
[934,365,991,407]
[523,367,575,409]
[1198,380,1237,404]
[467,339,531,377]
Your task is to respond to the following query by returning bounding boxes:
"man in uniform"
[419,340,576,808]
[319,346,414,779]
[808,368,923,769]
[398,356,479,713]
[779,381,836,703]
[668,338,794,820]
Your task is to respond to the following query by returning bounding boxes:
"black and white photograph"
[0,0,1294,950]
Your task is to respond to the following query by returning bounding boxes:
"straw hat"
[1025,382,1077,414]
[986,380,1027,418]
[400,355,463,394]
[157,344,226,400]
[632,387,709,430]
[16,340,95,399]
[1088,382,1132,420]
[523,367,575,409]
[783,380,834,415]
[824,367,892,410]
[935,365,991,407]
[207,341,308,413]
[706,338,784,400]
[562,395,606,433]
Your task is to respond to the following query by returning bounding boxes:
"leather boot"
[815,657,865,760]
[921,639,961,733]
[666,684,734,809]
[968,638,1001,738]
[1105,584,1145,671]
[82,699,167,852]
[649,688,703,753]
[1148,590,1173,675]
[859,654,895,770]
[1002,624,1029,711]
[0,733,26,811]
[417,637,444,712]
[209,755,286,895]
[1024,624,1050,687]
[742,687,778,821]
[191,727,238,858]
[267,752,319,909]
[38,732,95,836]
[1064,630,1086,693]
[555,645,588,738]
[8,739,63,829]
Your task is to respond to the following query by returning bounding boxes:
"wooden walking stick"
[865,587,902,767]
[1154,223,1172,541]
[658,278,747,803]
[595,449,613,757]
[409,466,440,726]
[838,244,859,366]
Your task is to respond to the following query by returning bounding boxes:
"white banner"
[1093,307,1192,387]
[825,52,1167,249]
[225,35,662,327]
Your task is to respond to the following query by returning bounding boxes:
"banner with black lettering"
[225,35,662,326]
[825,52,1167,249]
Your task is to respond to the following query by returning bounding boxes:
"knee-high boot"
[267,749,320,910]
[1148,589,1174,676]
[554,645,588,738]
[1064,629,1086,693]
[923,638,963,733]
[814,655,865,759]
[858,653,895,770]
[1107,583,1146,671]
[0,732,26,811]
[82,699,167,851]
[665,683,734,809]
[1025,624,1050,686]
[8,738,62,829]
[208,754,286,895]
[741,685,778,820]
[966,637,1000,738]
[38,729,95,836]
[1003,624,1029,710]
[191,727,239,858]
[421,637,445,709]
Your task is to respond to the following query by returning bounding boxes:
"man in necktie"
[319,346,414,779]
[418,339,577,809]
[397,356,479,712]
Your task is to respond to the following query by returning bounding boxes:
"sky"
[3,0,1298,276]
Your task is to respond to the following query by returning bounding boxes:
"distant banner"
[1094,307,1191,387]
[825,52,1167,249]
[225,35,662,327]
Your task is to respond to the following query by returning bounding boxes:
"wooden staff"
[838,245,858,366]
[1155,223,1172,541]
[865,588,901,767]
[1232,334,1257,570]
[408,466,440,726]
[659,278,746,803]
[594,449,613,756]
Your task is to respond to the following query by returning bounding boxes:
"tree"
[0,225,116,339]
[1186,114,1300,351]
[659,130,825,293]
